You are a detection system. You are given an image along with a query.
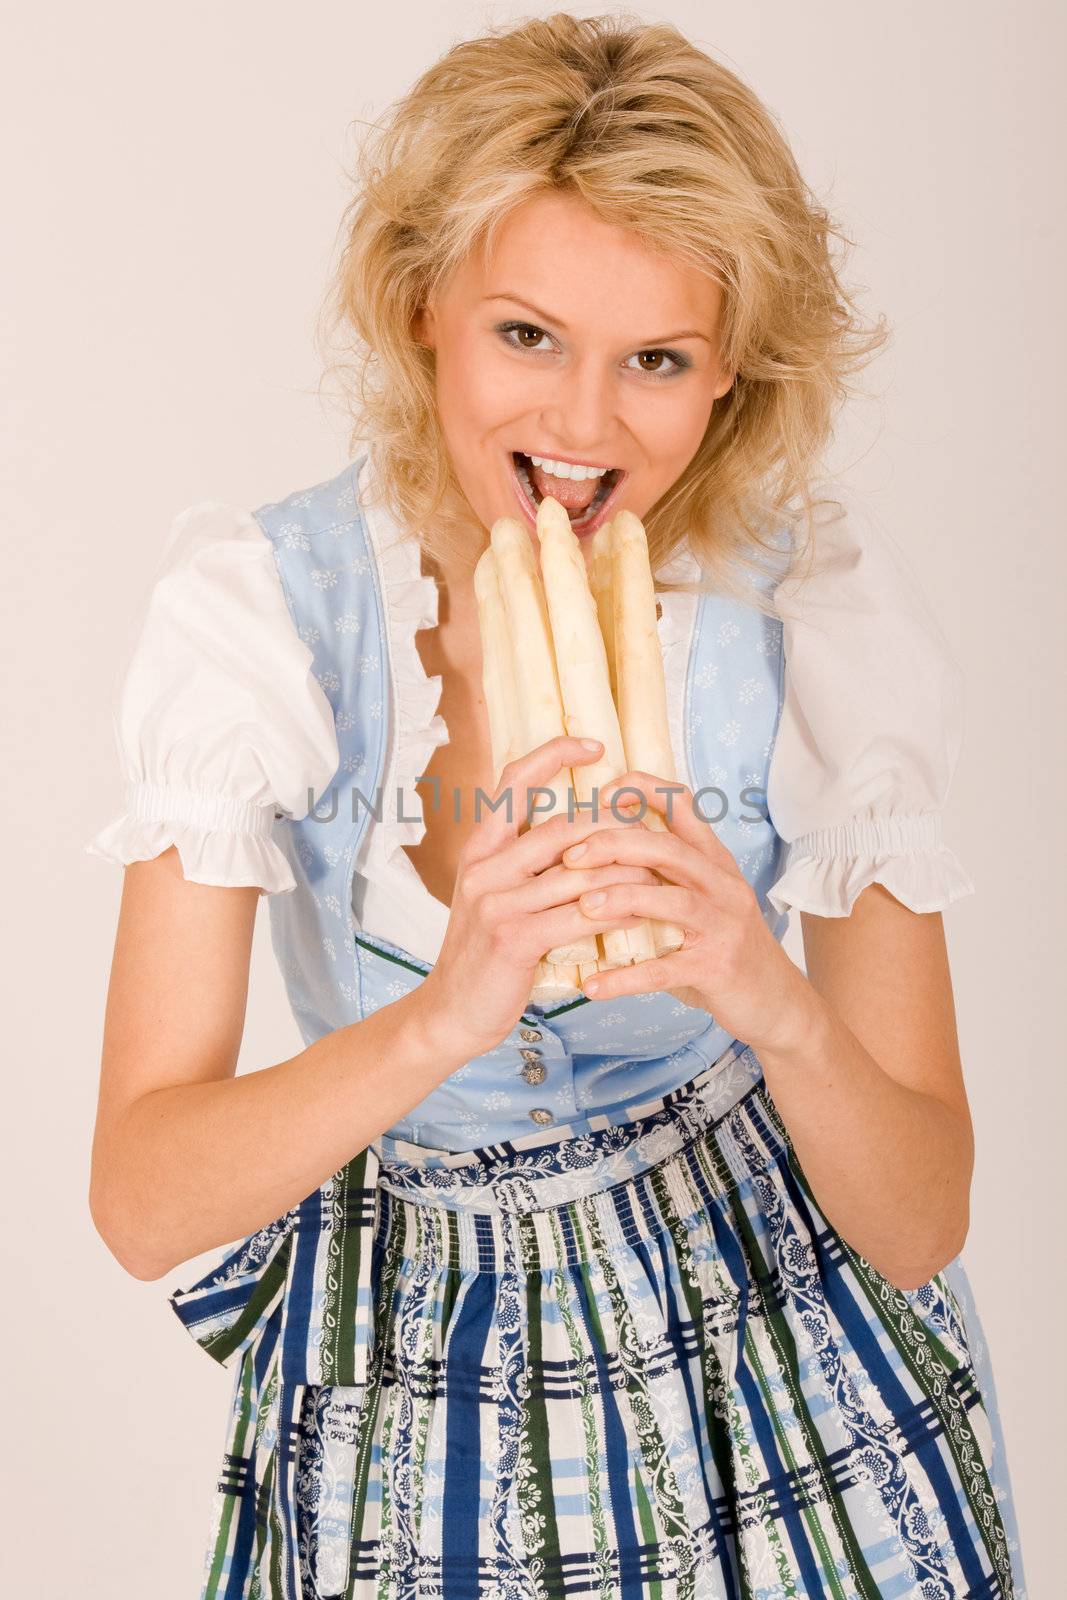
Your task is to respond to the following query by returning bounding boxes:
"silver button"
[520,1061,547,1085]
[520,1027,543,1043]
[529,1107,553,1125]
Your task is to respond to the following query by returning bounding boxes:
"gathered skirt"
[192,1041,1027,1599]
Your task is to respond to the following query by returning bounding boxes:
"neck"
[420,533,486,617]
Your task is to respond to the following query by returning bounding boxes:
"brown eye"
[497,321,552,353]
[624,347,691,379]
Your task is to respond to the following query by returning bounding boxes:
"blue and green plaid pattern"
[172,1044,1021,1597]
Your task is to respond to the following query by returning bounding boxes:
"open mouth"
[510,451,625,537]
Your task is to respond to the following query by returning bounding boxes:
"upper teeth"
[527,455,610,481]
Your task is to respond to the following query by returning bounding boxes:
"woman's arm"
[87,847,469,1282]
[757,883,974,1290]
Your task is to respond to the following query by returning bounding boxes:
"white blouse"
[83,473,975,961]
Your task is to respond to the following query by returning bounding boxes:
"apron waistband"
[373,1040,768,1224]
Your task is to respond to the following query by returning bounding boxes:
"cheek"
[638,391,717,480]
[471,357,532,423]
[438,358,521,447]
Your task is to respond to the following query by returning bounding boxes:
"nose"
[538,356,618,458]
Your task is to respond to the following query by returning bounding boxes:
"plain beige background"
[5,2,1061,1592]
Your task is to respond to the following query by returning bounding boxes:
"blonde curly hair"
[316,10,889,610]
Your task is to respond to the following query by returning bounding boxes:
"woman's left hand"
[562,770,818,1054]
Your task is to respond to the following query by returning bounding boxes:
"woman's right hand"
[415,735,659,1057]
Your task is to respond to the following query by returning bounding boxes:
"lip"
[508,451,627,540]
[517,449,620,471]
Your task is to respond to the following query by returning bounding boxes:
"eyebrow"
[483,292,712,345]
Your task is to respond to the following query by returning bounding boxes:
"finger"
[576,881,710,932]
[493,800,626,879]
[559,818,724,894]
[581,952,688,1000]
[519,862,660,915]
[485,895,649,967]
[464,735,603,862]
[460,800,623,906]
[526,904,650,963]
[597,771,741,872]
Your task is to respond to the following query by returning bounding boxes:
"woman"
[85,14,1026,1597]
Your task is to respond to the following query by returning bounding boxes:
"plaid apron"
[169,1039,1019,1599]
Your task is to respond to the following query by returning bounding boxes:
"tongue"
[530,461,601,513]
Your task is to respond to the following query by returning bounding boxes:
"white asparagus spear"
[585,521,650,969]
[535,496,658,967]
[488,519,600,967]
[589,521,618,705]
[612,510,687,957]
[474,551,580,1003]
[587,518,646,968]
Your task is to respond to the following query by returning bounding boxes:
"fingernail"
[564,842,587,861]
[582,890,606,907]
[579,738,602,750]
[584,977,601,994]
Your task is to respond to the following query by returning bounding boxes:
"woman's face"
[414,189,734,559]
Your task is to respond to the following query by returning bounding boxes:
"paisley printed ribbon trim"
[375,1044,764,1215]
[168,1142,381,1392]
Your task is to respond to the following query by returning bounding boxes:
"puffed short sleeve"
[765,496,975,917]
[83,501,340,893]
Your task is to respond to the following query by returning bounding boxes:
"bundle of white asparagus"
[473,494,686,1007]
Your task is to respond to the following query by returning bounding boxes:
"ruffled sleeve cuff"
[83,500,340,896]
[765,811,975,918]
[84,780,297,894]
